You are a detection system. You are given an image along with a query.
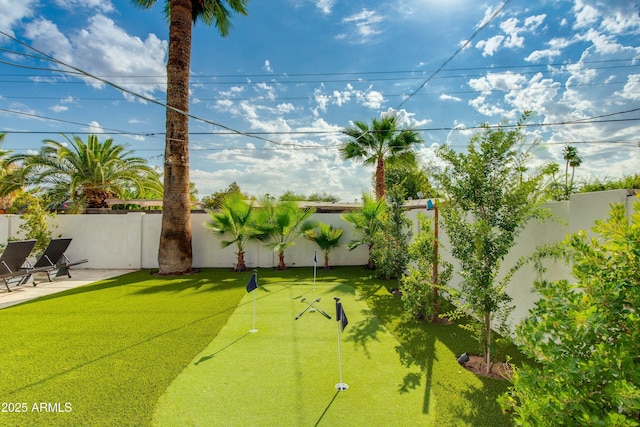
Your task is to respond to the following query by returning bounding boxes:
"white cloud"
[336,9,385,44]
[476,35,504,56]
[573,0,602,29]
[24,15,167,98]
[49,105,68,113]
[264,59,273,73]
[358,89,384,109]
[316,0,336,15]
[85,120,104,134]
[476,14,546,56]
[54,0,114,13]
[440,93,462,102]
[0,0,36,35]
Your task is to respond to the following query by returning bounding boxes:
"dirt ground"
[463,355,513,380]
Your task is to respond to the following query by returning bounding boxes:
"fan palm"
[341,193,386,269]
[341,113,423,200]
[255,198,317,270]
[304,223,344,270]
[0,134,162,212]
[132,0,249,275]
[206,194,263,271]
[0,132,20,211]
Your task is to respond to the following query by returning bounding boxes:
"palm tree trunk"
[375,157,386,200]
[158,0,193,275]
[324,253,330,270]
[278,252,286,270]
[236,251,246,272]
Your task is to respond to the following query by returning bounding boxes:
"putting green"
[153,281,434,426]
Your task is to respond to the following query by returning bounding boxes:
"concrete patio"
[0,269,137,309]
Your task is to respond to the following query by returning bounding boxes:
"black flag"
[246,273,258,293]
[335,298,348,331]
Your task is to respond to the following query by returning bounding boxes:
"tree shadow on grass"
[6,303,240,396]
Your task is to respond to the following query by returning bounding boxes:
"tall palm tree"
[562,145,582,199]
[340,113,423,200]
[206,194,263,272]
[132,0,249,275]
[304,223,343,270]
[0,134,162,211]
[255,198,317,270]
[341,193,386,269]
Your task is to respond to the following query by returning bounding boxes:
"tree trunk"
[158,0,193,275]
[235,251,246,272]
[277,252,286,270]
[484,311,492,374]
[375,157,385,200]
[324,253,330,270]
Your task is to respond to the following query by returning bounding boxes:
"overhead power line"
[0,30,314,149]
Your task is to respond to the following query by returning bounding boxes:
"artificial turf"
[0,267,519,427]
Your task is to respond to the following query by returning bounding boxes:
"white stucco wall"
[2,190,637,331]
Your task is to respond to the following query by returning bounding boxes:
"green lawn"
[0,267,520,426]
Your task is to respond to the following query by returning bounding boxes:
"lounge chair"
[27,238,88,282]
[0,240,37,292]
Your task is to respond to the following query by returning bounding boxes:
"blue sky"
[1,0,639,201]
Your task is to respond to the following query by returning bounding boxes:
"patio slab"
[0,269,136,309]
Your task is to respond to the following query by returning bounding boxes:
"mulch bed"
[463,355,513,380]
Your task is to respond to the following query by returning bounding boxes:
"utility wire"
[0,30,313,149]
[396,0,513,110]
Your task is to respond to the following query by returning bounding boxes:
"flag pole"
[313,251,317,291]
[334,298,349,391]
[250,269,258,333]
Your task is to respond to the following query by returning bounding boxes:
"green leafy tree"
[341,112,423,200]
[341,193,386,269]
[500,200,640,425]
[431,113,549,373]
[255,198,317,270]
[132,0,249,275]
[580,173,640,192]
[308,191,340,202]
[206,193,263,272]
[304,223,343,269]
[382,161,436,200]
[371,185,411,282]
[278,190,307,201]
[278,190,340,202]
[12,192,58,253]
[401,213,453,321]
[0,134,162,212]
[202,182,247,210]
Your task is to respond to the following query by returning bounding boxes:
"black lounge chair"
[28,238,88,282]
[0,240,37,292]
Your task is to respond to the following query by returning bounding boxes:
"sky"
[0,0,639,202]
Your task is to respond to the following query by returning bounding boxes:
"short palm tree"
[341,113,423,200]
[206,194,262,271]
[341,193,387,269]
[0,134,162,212]
[255,198,317,270]
[304,223,344,270]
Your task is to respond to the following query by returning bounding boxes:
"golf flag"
[246,272,258,293]
[314,251,318,264]
[335,299,348,331]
